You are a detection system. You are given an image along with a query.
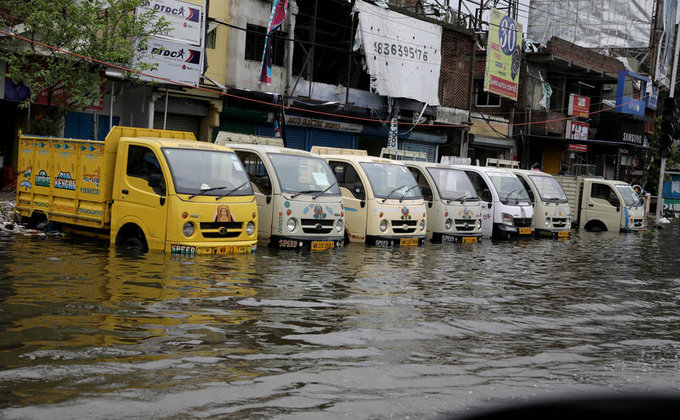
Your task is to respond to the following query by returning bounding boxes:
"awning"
[472,135,515,148]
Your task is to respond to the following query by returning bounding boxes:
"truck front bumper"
[431,232,482,244]
[493,223,533,239]
[365,234,425,247]
[270,235,344,250]
[168,240,257,255]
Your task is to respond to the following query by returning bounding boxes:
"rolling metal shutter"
[154,113,201,139]
[401,140,436,162]
[257,124,307,150]
[309,129,354,150]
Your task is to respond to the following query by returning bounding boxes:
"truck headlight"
[379,219,388,232]
[246,222,255,235]
[419,219,425,231]
[335,219,344,232]
[287,218,296,232]
[566,218,571,229]
[502,213,513,226]
[445,218,452,230]
[182,222,194,237]
[476,219,482,230]
[545,217,551,227]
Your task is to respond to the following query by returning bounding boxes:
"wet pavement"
[1,220,680,419]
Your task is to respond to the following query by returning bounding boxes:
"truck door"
[329,161,367,242]
[236,151,273,239]
[117,144,169,244]
[583,182,620,231]
[465,171,493,237]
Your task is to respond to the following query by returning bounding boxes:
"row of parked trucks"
[14,127,647,254]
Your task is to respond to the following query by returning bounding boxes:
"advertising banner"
[566,120,589,140]
[134,38,202,86]
[568,144,588,152]
[484,8,523,101]
[138,0,203,46]
[353,1,442,105]
[568,93,590,117]
[655,0,678,87]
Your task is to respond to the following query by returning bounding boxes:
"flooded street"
[1,223,680,419]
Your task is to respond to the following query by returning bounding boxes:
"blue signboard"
[615,71,650,117]
[647,85,659,110]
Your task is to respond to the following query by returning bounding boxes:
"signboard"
[569,144,588,152]
[566,120,589,140]
[622,131,644,145]
[655,0,678,87]
[647,84,659,110]
[568,93,590,117]
[285,116,363,133]
[353,1,442,105]
[484,8,523,101]
[615,71,649,116]
[133,38,202,86]
[138,0,203,45]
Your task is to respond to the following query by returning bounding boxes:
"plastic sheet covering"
[353,1,442,105]
[526,0,654,49]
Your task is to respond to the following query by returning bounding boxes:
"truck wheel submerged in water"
[115,224,149,252]
[584,220,607,232]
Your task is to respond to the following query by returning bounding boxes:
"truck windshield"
[487,171,530,204]
[426,167,477,201]
[361,162,422,200]
[268,153,340,196]
[616,185,641,207]
[528,175,568,203]
[162,148,254,197]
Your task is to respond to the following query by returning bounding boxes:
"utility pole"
[656,20,680,226]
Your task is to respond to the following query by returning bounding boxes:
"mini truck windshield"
[487,171,530,203]
[162,148,254,197]
[361,162,422,200]
[268,153,341,196]
[616,185,641,207]
[426,167,477,201]
[528,174,568,203]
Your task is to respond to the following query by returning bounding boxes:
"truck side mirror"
[353,182,365,199]
[481,189,492,203]
[148,173,165,195]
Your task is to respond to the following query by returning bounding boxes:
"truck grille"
[513,217,532,228]
[552,218,568,228]
[634,219,644,228]
[301,218,335,234]
[454,219,476,232]
[391,219,417,234]
[200,221,243,239]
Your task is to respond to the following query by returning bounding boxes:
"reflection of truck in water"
[15,127,258,254]
[512,169,572,238]
[554,176,646,232]
[215,133,344,250]
[313,147,427,246]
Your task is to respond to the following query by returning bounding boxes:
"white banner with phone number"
[353,1,442,105]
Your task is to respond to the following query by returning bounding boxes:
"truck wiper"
[503,189,519,204]
[216,181,250,200]
[189,185,230,199]
[312,182,337,200]
[399,184,420,202]
[383,185,406,202]
[291,189,320,199]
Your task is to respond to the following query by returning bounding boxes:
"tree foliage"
[0,0,168,134]
[645,115,678,195]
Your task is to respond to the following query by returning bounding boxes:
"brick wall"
[545,37,624,74]
[439,29,473,109]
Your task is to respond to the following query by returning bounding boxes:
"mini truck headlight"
[445,218,452,230]
[182,221,194,237]
[419,219,425,231]
[246,222,255,235]
[336,219,344,232]
[545,217,551,227]
[379,219,388,232]
[476,219,482,229]
[502,213,513,226]
[287,218,296,232]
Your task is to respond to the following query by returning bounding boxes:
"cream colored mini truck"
[403,161,483,244]
[512,169,572,239]
[216,133,344,250]
[312,146,427,246]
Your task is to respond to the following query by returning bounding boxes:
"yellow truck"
[15,126,258,254]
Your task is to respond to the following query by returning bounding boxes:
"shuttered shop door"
[309,129,354,150]
[401,141,436,162]
[284,127,307,150]
[154,113,201,139]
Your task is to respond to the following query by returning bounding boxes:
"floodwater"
[1,223,680,419]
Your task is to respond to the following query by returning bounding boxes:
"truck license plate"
[214,245,251,254]
[400,238,420,246]
[519,227,532,235]
[462,237,478,244]
[557,230,569,238]
[311,241,334,251]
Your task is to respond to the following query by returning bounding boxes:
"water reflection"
[1,225,680,418]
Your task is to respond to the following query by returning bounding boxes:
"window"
[236,151,272,195]
[329,161,365,199]
[408,168,433,201]
[127,145,165,195]
[466,171,492,203]
[591,183,619,207]
[474,80,501,107]
[245,24,286,66]
[206,29,216,49]
[518,176,535,203]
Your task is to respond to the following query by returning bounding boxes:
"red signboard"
[568,93,590,117]
[569,144,588,152]
[566,120,589,140]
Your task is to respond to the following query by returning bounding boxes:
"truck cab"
[216,133,344,250]
[313,147,427,246]
[403,161,483,244]
[453,165,534,239]
[512,169,572,238]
